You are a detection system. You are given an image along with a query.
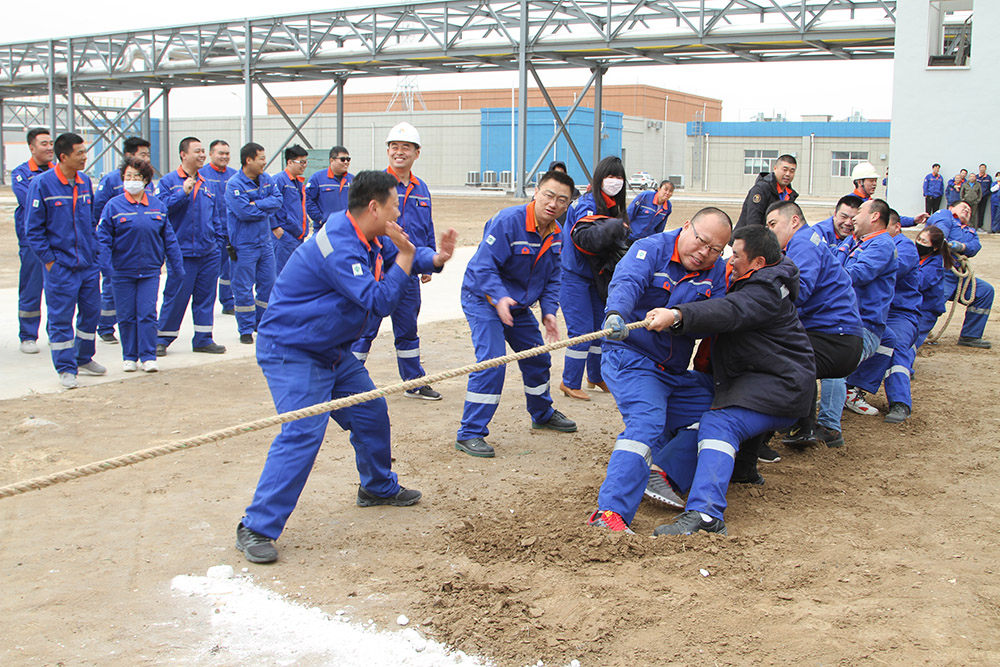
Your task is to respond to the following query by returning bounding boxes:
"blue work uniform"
[927,209,994,339]
[924,173,944,198]
[305,168,352,232]
[98,192,185,362]
[991,182,1000,234]
[625,190,671,242]
[914,253,948,348]
[784,224,862,337]
[594,229,727,525]
[352,167,436,381]
[811,216,847,252]
[849,186,871,202]
[154,167,222,349]
[976,173,993,228]
[271,169,309,274]
[242,210,442,540]
[946,178,963,206]
[199,163,238,311]
[24,165,99,375]
[225,169,282,334]
[457,203,562,441]
[12,157,55,343]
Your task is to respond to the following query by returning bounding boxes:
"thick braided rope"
[926,254,974,345]
[0,318,650,500]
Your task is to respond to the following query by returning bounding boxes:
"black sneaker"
[155,343,167,357]
[240,333,254,344]
[958,337,992,349]
[222,307,235,315]
[731,469,765,485]
[193,342,227,354]
[782,427,820,449]
[816,425,845,448]
[757,443,781,463]
[405,386,442,401]
[455,437,495,458]
[236,522,278,563]
[356,485,422,507]
[99,332,119,344]
[883,402,911,424]
[653,510,728,536]
[531,409,577,432]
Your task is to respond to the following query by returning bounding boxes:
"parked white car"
[628,171,657,190]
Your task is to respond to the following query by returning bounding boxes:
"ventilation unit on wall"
[482,170,498,188]
[466,171,481,186]
[668,175,685,189]
[499,171,513,187]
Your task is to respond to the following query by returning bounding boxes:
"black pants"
[976,196,991,229]
[925,195,942,215]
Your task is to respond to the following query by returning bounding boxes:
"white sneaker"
[123,360,138,372]
[59,372,78,389]
[20,340,39,354]
[78,360,107,376]
[142,360,159,373]
[845,387,880,416]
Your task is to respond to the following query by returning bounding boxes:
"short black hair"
[329,145,349,159]
[209,139,229,151]
[119,154,155,185]
[27,127,51,145]
[658,179,674,190]
[537,169,575,193]
[776,154,797,167]
[960,168,968,174]
[733,225,782,265]
[179,136,201,154]
[980,163,987,169]
[836,194,865,213]
[766,199,806,223]
[869,198,891,227]
[54,133,85,162]
[285,144,309,163]
[548,160,568,173]
[240,142,265,167]
[691,206,733,230]
[348,170,398,214]
[932,163,940,168]
[123,136,151,156]
[888,207,900,224]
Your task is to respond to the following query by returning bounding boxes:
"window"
[928,1,972,67]
[831,151,868,177]
[744,149,779,175]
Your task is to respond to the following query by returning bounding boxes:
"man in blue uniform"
[946,170,966,207]
[927,201,994,348]
[271,144,310,274]
[454,170,579,458]
[625,179,673,242]
[24,133,107,388]
[813,195,863,251]
[92,136,152,344]
[352,122,442,399]
[587,208,730,532]
[923,163,944,215]
[974,164,992,231]
[305,145,353,231]
[12,127,55,354]
[154,136,226,356]
[199,140,238,315]
[225,142,283,344]
[234,170,458,564]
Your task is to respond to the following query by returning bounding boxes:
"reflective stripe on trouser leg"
[961,278,994,340]
[190,252,221,347]
[392,277,425,381]
[217,237,234,308]
[157,255,205,347]
[847,325,899,394]
[508,307,555,425]
[17,242,44,341]
[74,268,101,367]
[254,243,276,330]
[883,318,917,408]
[560,273,602,389]
[457,297,509,441]
[350,316,382,364]
[98,269,117,335]
[44,265,96,373]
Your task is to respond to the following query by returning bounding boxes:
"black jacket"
[674,256,815,418]
[734,172,799,232]
[571,215,629,300]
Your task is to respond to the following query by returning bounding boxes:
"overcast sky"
[2,0,895,123]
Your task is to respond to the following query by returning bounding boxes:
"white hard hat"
[385,122,421,147]
[851,162,880,181]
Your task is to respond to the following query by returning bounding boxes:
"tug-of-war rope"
[0,318,652,500]
[925,253,974,344]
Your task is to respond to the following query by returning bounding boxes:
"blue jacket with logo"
[946,178,963,206]
[837,229,898,336]
[927,209,982,257]
[257,210,441,365]
[388,167,435,252]
[604,228,728,373]
[24,166,97,270]
[94,170,157,228]
[272,169,309,240]
[625,189,671,242]
[225,170,283,248]
[917,254,948,324]
[461,202,562,317]
[923,173,944,198]
[97,192,185,279]
[562,191,608,280]
[784,223,862,336]
[199,163,238,241]
[12,157,55,240]
[305,169,353,231]
[155,168,219,258]
[889,233,922,326]
[812,216,846,252]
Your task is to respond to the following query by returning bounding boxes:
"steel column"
[47,40,56,135]
[336,77,345,147]
[66,38,75,133]
[0,98,5,185]
[141,89,151,140]
[516,0,529,197]
[161,88,171,175]
[526,65,596,186]
[244,19,253,143]
[593,66,604,168]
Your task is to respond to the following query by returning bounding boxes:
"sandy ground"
[3,189,1000,666]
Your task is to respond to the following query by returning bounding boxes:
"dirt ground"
[3,190,1000,666]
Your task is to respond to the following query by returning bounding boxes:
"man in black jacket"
[646,226,816,536]
[733,155,798,233]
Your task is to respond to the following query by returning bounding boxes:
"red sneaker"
[587,509,634,533]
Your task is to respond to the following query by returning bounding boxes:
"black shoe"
[653,510,728,536]
[240,333,254,344]
[193,342,227,354]
[99,332,119,344]
[155,343,167,357]
[731,469,765,485]
[782,427,820,449]
[455,436,495,458]
[222,307,235,315]
[958,337,992,349]
[757,443,781,463]
[531,409,577,432]
[236,522,278,563]
[883,402,911,424]
[816,425,845,448]
[405,385,442,401]
[356,485,422,507]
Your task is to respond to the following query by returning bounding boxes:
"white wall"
[621,117,686,184]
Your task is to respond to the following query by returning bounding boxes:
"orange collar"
[28,157,55,172]
[124,191,149,206]
[284,168,304,183]
[55,164,83,185]
[327,168,348,180]
[210,163,228,173]
[600,190,618,210]
[177,166,203,182]
[525,201,560,236]
[347,212,372,251]
[387,165,419,187]
[859,228,889,243]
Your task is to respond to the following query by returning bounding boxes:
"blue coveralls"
[625,190,671,242]
[225,170,282,334]
[595,229,727,525]
[12,157,54,343]
[242,210,442,540]
[560,192,611,389]
[352,167,436,381]
[456,203,562,440]
[976,173,993,228]
[271,169,309,274]
[24,166,100,375]
[849,234,921,408]
[154,168,222,349]
[199,163,238,310]
[98,192,185,362]
[991,182,1000,234]
[915,254,948,349]
[811,216,847,252]
[93,170,127,338]
[946,178,963,207]
[305,168,352,232]
[927,210,994,339]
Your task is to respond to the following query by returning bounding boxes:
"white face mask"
[123,180,146,196]
[602,177,624,197]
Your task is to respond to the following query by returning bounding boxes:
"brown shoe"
[559,382,591,401]
[587,380,610,393]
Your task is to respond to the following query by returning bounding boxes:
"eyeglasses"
[336,157,352,163]
[290,159,309,166]
[690,220,726,256]
[536,189,570,206]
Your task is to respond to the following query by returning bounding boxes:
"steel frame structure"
[0,0,897,190]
